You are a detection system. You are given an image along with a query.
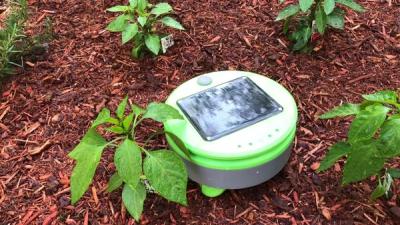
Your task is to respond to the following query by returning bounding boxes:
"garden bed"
[1,0,400,224]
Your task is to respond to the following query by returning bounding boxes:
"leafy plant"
[69,97,188,221]
[318,90,400,199]
[275,0,365,52]
[106,0,184,58]
[0,0,28,78]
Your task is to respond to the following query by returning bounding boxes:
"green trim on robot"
[166,127,296,170]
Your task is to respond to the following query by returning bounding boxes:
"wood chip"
[321,208,331,220]
[23,122,41,137]
[28,140,51,155]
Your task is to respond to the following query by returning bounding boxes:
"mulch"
[1,0,400,224]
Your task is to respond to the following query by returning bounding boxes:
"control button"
[197,76,212,86]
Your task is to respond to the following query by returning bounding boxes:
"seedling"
[106,0,184,58]
[276,0,365,52]
[319,90,400,199]
[68,97,188,221]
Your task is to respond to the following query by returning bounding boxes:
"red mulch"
[1,0,400,224]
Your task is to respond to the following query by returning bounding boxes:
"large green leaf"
[320,103,360,119]
[335,0,365,12]
[380,118,400,157]
[143,103,183,122]
[68,128,108,204]
[362,90,398,105]
[327,10,344,29]
[318,142,351,172]
[107,5,130,12]
[161,17,185,30]
[116,96,128,119]
[106,14,130,32]
[276,5,300,21]
[145,34,161,55]
[348,104,389,144]
[122,183,146,221]
[107,173,123,192]
[342,142,384,185]
[91,108,111,128]
[315,4,327,34]
[143,150,188,205]
[150,3,173,16]
[299,0,314,12]
[122,23,138,44]
[324,0,335,14]
[114,139,142,189]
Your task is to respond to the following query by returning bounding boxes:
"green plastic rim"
[167,127,296,170]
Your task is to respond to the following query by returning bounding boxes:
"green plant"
[69,97,189,221]
[0,0,28,77]
[106,0,184,58]
[318,90,400,199]
[275,0,365,52]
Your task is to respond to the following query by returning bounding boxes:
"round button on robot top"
[197,76,212,86]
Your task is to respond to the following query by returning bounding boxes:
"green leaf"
[106,14,130,32]
[107,173,123,192]
[387,168,400,178]
[122,183,146,221]
[106,117,120,125]
[150,3,173,16]
[161,16,185,30]
[165,132,191,159]
[342,142,384,185]
[327,10,344,29]
[91,108,111,128]
[132,44,144,58]
[137,16,147,27]
[143,150,188,205]
[324,0,335,14]
[132,104,145,116]
[276,5,300,21]
[123,113,135,131]
[143,103,183,122]
[129,0,137,9]
[348,104,389,144]
[114,139,142,188]
[315,4,327,34]
[371,182,386,200]
[299,0,314,12]
[116,96,128,119]
[335,0,365,12]
[318,142,351,172]
[320,103,360,119]
[68,128,108,204]
[106,126,125,134]
[137,0,148,14]
[380,118,400,157]
[145,34,161,55]
[122,23,138,44]
[362,90,398,105]
[107,5,130,12]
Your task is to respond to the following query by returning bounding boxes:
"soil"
[1,0,400,224]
